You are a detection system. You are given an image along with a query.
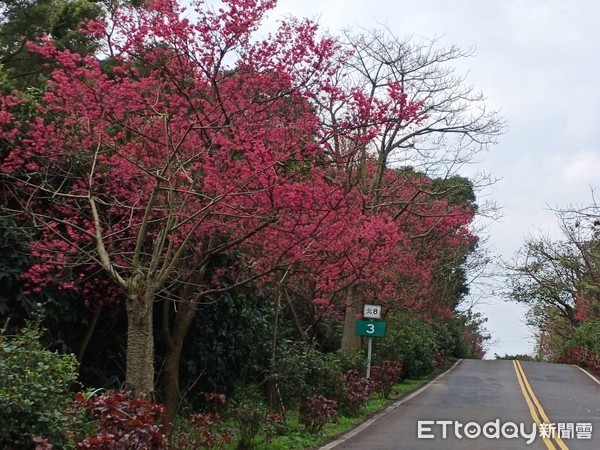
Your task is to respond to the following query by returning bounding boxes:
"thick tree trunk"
[341,303,362,352]
[125,290,155,396]
[341,287,361,352]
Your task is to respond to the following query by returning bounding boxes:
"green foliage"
[564,320,600,357]
[433,320,468,359]
[336,348,367,373]
[0,322,79,449]
[374,312,438,378]
[230,391,268,450]
[0,217,38,328]
[269,341,343,409]
[431,175,477,209]
[0,0,104,90]
[443,311,490,359]
[179,291,272,402]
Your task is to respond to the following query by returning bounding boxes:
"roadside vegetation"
[0,320,463,449]
[506,201,600,375]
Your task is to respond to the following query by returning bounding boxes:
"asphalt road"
[319,359,600,450]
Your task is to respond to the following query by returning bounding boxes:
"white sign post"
[363,304,382,319]
[362,304,382,378]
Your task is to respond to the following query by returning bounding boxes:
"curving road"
[319,359,600,449]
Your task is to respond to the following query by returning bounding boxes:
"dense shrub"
[370,360,404,399]
[557,320,600,376]
[180,290,272,401]
[0,323,79,449]
[269,341,343,408]
[336,369,372,416]
[229,398,287,449]
[168,412,233,450]
[565,320,600,355]
[231,395,268,449]
[434,322,468,361]
[374,312,438,378]
[75,390,166,450]
[299,395,338,434]
[337,348,368,373]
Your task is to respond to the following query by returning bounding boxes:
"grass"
[229,376,432,450]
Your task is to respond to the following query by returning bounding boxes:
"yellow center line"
[513,361,556,449]
[513,360,569,450]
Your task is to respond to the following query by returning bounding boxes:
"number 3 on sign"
[367,324,375,334]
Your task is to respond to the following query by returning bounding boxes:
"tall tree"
[311,28,502,349]
[506,234,581,327]
[506,199,600,359]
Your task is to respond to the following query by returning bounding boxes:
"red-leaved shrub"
[338,369,372,416]
[370,360,404,399]
[75,391,165,450]
[299,395,338,434]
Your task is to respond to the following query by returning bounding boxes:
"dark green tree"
[0,0,103,89]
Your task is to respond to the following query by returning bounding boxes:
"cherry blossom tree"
[307,26,500,350]
[0,0,345,400]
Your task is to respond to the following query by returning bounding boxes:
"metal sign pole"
[358,304,384,379]
[366,336,373,378]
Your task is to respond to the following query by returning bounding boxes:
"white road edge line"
[574,364,600,386]
[318,359,463,449]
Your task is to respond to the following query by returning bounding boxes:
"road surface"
[320,359,600,449]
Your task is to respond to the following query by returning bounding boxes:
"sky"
[257,0,600,357]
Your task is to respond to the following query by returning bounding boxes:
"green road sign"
[355,320,386,337]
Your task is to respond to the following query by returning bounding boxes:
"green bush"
[557,320,600,374]
[434,321,469,359]
[231,389,268,450]
[180,290,272,402]
[336,348,367,373]
[269,341,343,408]
[566,320,600,356]
[0,323,79,449]
[374,312,437,378]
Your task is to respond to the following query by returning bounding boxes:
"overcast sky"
[259,0,600,357]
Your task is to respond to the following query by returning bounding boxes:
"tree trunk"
[125,290,155,396]
[341,303,362,352]
[77,304,102,365]
[163,298,198,425]
[341,287,362,352]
